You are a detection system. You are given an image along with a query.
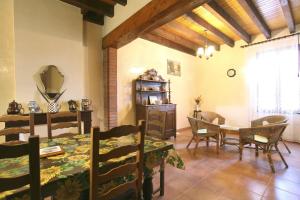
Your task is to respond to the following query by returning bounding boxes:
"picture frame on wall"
[167,59,181,76]
[148,96,158,105]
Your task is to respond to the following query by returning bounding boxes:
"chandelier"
[197,30,215,59]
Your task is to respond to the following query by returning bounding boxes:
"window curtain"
[246,35,300,143]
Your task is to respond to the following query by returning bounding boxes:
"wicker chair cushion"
[197,129,207,134]
[254,135,268,143]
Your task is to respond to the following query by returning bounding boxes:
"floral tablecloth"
[0,134,184,200]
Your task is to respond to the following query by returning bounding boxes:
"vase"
[195,104,200,111]
[48,102,60,113]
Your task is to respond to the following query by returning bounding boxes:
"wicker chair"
[239,123,288,173]
[200,111,225,146]
[187,117,220,154]
[251,115,290,153]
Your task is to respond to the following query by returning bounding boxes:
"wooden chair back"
[145,109,166,139]
[0,135,40,199]
[240,123,288,144]
[251,115,288,127]
[200,111,225,125]
[47,111,81,139]
[90,122,145,200]
[0,114,35,141]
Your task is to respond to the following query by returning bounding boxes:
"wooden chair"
[239,123,288,173]
[187,117,220,154]
[145,109,167,139]
[90,122,145,200]
[0,114,35,142]
[47,111,81,139]
[251,115,290,153]
[0,135,41,199]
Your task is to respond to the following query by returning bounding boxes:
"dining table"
[0,134,185,200]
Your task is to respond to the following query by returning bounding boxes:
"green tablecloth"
[0,134,184,200]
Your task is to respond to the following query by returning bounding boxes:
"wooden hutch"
[134,69,176,139]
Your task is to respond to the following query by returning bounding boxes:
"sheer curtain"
[246,35,300,142]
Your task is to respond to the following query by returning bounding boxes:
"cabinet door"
[165,110,176,133]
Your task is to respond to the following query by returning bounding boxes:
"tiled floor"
[153,129,300,200]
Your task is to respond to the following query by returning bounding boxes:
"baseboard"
[176,127,191,132]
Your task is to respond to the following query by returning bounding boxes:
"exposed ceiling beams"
[186,12,235,47]
[279,0,295,33]
[82,10,104,25]
[141,33,196,56]
[111,0,127,6]
[237,0,271,39]
[163,21,220,51]
[103,0,210,49]
[205,1,251,43]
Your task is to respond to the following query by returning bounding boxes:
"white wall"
[14,0,84,110]
[117,38,201,129]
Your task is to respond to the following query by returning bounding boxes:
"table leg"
[143,176,153,200]
[160,161,165,196]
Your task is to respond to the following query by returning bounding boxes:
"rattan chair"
[0,114,35,142]
[0,135,41,199]
[239,123,288,173]
[187,117,220,154]
[90,122,145,200]
[47,111,81,139]
[251,115,290,153]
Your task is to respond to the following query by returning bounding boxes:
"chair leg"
[186,136,194,148]
[275,145,288,169]
[206,137,209,147]
[267,146,275,173]
[255,144,259,157]
[216,136,219,154]
[280,137,291,154]
[239,143,244,161]
[159,161,165,196]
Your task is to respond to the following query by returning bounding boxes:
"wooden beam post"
[279,0,295,33]
[141,33,196,56]
[102,0,210,49]
[205,0,251,43]
[103,48,118,130]
[237,0,271,39]
[186,12,235,47]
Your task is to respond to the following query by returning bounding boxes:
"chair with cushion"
[187,117,220,154]
[251,115,290,153]
[90,122,145,200]
[0,114,35,142]
[47,111,81,139]
[0,135,41,199]
[239,123,288,173]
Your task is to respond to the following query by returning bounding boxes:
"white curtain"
[246,35,300,142]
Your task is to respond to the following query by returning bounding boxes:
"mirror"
[37,65,65,102]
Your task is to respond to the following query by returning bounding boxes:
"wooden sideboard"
[5,110,92,141]
[136,104,176,139]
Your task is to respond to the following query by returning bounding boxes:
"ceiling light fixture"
[197,30,215,59]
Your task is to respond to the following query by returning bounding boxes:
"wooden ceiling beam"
[279,0,295,33]
[82,11,104,26]
[152,28,200,51]
[205,0,251,43]
[102,0,210,49]
[164,21,220,51]
[112,0,127,6]
[60,0,114,17]
[141,33,196,56]
[186,12,235,47]
[237,0,271,39]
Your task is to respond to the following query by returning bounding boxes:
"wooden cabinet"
[134,69,176,139]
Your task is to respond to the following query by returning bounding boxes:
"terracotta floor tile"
[159,129,300,200]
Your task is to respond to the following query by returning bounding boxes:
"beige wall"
[0,0,16,115]
[117,38,201,129]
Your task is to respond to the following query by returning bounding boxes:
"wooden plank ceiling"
[60,0,127,25]
[141,0,300,56]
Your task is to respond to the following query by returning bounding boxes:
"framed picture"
[167,59,181,76]
[148,96,158,105]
